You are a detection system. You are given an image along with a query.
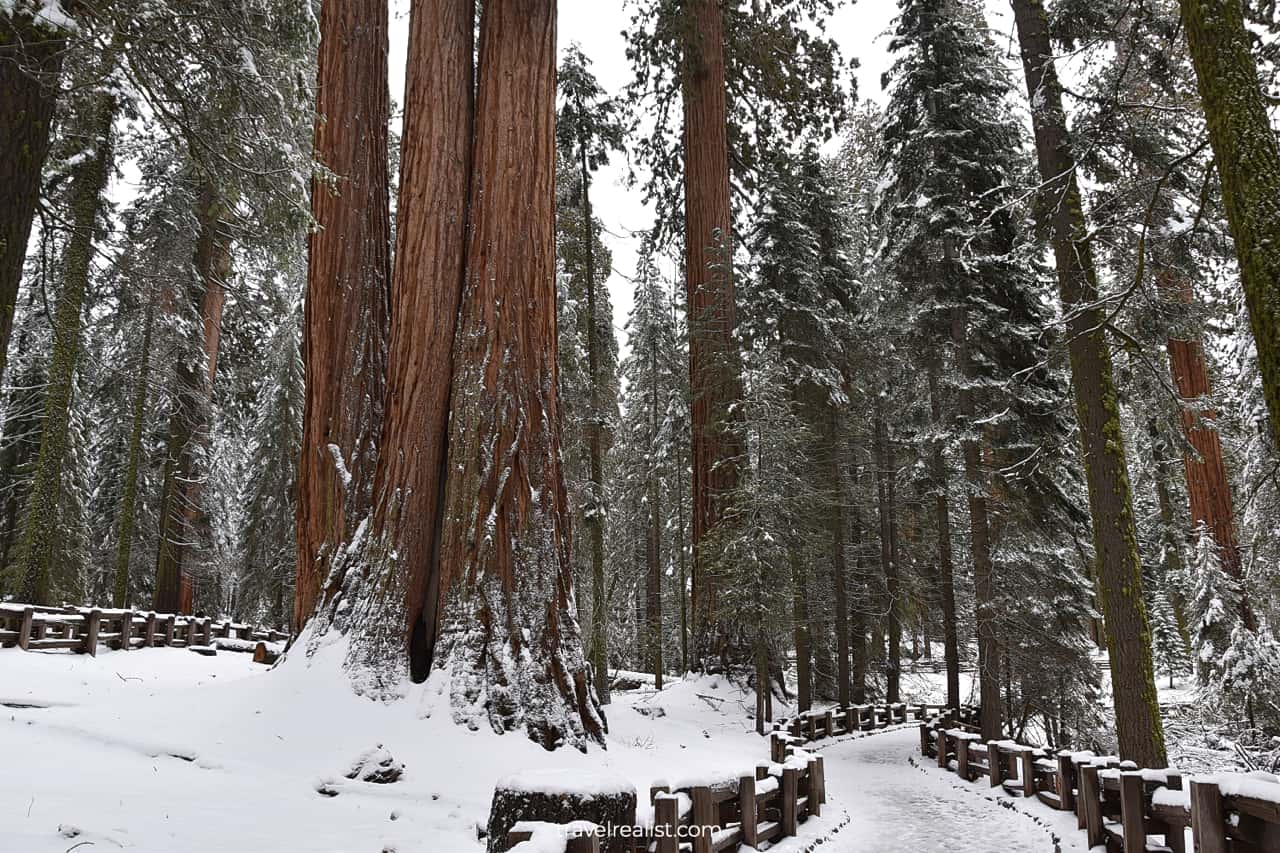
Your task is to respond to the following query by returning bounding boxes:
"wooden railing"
[922,720,1280,852]
[503,742,827,852]
[772,702,980,753]
[0,602,287,657]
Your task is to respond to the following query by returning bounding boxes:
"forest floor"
[0,644,1224,852]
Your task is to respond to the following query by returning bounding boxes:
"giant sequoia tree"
[294,0,391,630]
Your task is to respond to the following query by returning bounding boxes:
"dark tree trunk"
[16,88,115,605]
[579,132,610,705]
[646,339,663,690]
[830,414,850,706]
[295,0,391,631]
[874,409,901,703]
[1009,0,1167,767]
[1177,0,1280,455]
[0,11,65,386]
[431,0,604,749]
[113,295,156,607]
[927,367,961,710]
[682,0,745,665]
[154,184,231,615]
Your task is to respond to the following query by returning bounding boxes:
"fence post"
[17,606,33,651]
[739,774,757,847]
[82,608,100,656]
[823,710,833,738]
[1080,764,1104,848]
[163,615,175,646]
[117,611,133,650]
[1190,780,1227,853]
[815,754,826,804]
[936,729,948,768]
[1019,749,1035,798]
[988,741,1003,788]
[781,767,799,836]
[957,738,970,780]
[920,724,930,757]
[1056,753,1075,811]
[1073,757,1088,828]
[1119,771,1145,853]
[142,612,156,647]
[691,786,715,853]
[654,793,678,853]
[565,830,600,853]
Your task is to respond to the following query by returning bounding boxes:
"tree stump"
[486,770,635,853]
[252,642,279,665]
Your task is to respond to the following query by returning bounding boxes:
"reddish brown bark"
[295,0,391,631]
[155,185,231,615]
[682,0,745,665]
[1162,275,1254,629]
[431,0,603,748]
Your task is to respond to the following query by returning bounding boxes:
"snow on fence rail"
[0,602,287,659]
[921,719,1280,852]
[499,744,827,852]
[771,702,980,752]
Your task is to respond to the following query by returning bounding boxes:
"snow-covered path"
[817,727,1085,852]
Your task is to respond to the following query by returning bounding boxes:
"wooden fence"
[772,702,980,753]
[922,720,1280,852]
[0,602,287,657]
[504,743,826,852]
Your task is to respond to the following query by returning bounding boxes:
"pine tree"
[1150,584,1190,689]
[556,44,623,703]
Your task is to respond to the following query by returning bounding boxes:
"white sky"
[387,0,1018,357]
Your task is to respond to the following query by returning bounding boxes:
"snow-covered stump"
[486,770,636,853]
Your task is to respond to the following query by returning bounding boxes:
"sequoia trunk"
[295,0,392,630]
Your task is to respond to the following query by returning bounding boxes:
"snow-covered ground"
[4,643,1212,852]
[1,645,853,852]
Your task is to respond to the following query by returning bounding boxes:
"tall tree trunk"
[676,410,689,673]
[0,10,65,385]
[953,323,1001,740]
[830,414,850,706]
[1160,275,1254,630]
[927,367,961,709]
[17,88,116,605]
[646,335,663,690]
[682,0,745,665]
[308,0,473,690]
[849,469,868,704]
[874,409,901,703]
[431,0,604,748]
[579,129,610,705]
[112,295,156,607]
[295,0,391,631]
[1177,0,1280,454]
[153,184,231,615]
[1009,0,1167,767]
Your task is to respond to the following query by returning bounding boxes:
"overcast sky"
[387,0,1018,357]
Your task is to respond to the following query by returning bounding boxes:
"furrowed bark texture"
[0,11,64,386]
[314,0,473,691]
[113,297,156,607]
[1009,0,1166,767]
[295,0,391,632]
[1162,277,1253,629]
[432,0,604,749]
[154,184,231,615]
[17,90,115,605]
[1178,0,1280,454]
[682,0,745,665]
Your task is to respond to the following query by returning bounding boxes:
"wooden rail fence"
[922,720,1280,852]
[0,602,287,657]
[772,702,980,752]
[504,741,827,852]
